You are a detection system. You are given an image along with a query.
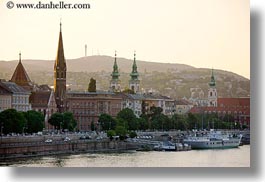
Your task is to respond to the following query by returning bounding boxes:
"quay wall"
[0,140,137,160]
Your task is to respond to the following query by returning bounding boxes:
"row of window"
[13,96,29,104]
[204,110,247,115]
[0,99,11,105]
[14,106,31,111]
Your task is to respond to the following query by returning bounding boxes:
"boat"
[183,130,242,149]
[153,141,176,151]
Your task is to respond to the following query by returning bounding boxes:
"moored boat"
[183,130,242,149]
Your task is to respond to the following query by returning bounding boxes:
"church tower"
[110,51,121,92]
[54,21,67,113]
[129,51,140,94]
[208,69,217,107]
[11,52,33,91]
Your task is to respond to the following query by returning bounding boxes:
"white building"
[0,81,31,112]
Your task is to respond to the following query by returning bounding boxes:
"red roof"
[190,97,250,115]
[217,98,250,108]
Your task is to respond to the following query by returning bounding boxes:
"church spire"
[130,51,139,80]
[54,21,67,113]
[111,50,120,80]
[54,21,66,70]
[209,68,216,87]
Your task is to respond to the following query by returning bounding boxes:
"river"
[1,145,250,167]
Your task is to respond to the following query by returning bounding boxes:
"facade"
[163,96,176,116]
[119,93,144,117]
[54,22,67,113]
[190,97,250,127]
[0,81,31,112]
[175,99,193,115]
[30,90,57,129]
[109,51,121,92]
[66,91,122,131]
[0,81,12,112]
[129,52,140,94]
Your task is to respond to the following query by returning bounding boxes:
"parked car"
[45,139,53,143]
[64,137,71,142]
[79,135,86,140]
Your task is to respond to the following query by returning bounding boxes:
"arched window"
[210,92,212,97]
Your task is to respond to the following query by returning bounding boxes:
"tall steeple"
[209,68,216,87]
[130,51,139,80]
[129,51,140,93]
[11,52,33,91]
[54,21,67,113]
[208,68,217,107]
[110,51,121,92]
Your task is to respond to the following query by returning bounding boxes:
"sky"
[0,0,250,78]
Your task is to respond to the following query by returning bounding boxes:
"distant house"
[0,81,12,112]
[66,91,122,131]
[190,97,250,127]
[30,90,57,129]
[118,93,144,117]
[175,99,193,114]
[0,80,31,112]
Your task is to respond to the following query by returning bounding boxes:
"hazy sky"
[0,0,249,78]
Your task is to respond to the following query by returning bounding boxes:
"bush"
[107,130,116,138]
[129,131,137,138]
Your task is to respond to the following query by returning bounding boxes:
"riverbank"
[0,139,138,161]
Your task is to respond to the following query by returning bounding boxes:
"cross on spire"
[60,18,62,32]
[19,52,21,63]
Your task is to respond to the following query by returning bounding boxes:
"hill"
[0,56,250,98]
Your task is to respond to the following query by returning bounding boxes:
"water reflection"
[1,145,250,167]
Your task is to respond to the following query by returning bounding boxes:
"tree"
[88,77,96,92]
[0,109,26,134]
[117,108,137,130]
[115,125,127,139]
[48,112,63,130]
[62,112,77,131]
[98,113,116,131]
[122,88,135,94]
[23,110,44,133]
[107,130,116,139]
[138,116,149,131]
[48,112,77,131]
[187,113,199,130]
[91,121,95,131]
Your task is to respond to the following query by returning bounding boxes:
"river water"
[1,145,250,167]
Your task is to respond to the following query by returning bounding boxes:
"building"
[175,99,193,115]
[190,97,250,128]
[129,51,140,94]
[66,91,122,131]
[54,22,67,113]
[208,69,218,107]
[118,93,144,117]
[30,90,57,129]
[0,81,12,112]
[188,69,218,107]
[109,51,121,92]
[0,81,31,112]
[10,53,34,91]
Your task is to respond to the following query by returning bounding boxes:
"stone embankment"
[0,136,137,160]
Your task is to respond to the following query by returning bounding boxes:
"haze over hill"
[0,55,194,73]
[0,56,250,99]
